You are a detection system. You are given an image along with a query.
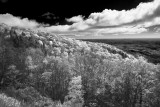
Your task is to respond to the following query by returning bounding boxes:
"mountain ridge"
[0,23,132,59]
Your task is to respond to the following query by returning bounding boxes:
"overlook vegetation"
[81,39,160,64]
[0,24,160,107]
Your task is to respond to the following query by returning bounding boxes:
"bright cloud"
[0,0,160,37]
[92,0,160,26]
[138,17,160,27]
[67,0,160,30]
[95,26,147,35]
[0,13,71,32]
[0,13,40,28]
[67,15,84,23]
[42,25,70,32]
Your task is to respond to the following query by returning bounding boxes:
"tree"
[65,76,84,107]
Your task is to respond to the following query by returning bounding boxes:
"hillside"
[81,39,160,64]
[0,24,160,107]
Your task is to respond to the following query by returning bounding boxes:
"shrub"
[0,93,21,107]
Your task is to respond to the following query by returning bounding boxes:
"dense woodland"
[81,39,160,64]
[0,24,160,107]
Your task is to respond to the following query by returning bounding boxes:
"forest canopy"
[0,24,160,107]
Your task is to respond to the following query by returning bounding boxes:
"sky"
[0,0,160,39]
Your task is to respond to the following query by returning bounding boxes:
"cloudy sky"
[0,0,160,39]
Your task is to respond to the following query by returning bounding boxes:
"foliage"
[0,93,21,107]
[65,76,84,107]
[0,24,160,107]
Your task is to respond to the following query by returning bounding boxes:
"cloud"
[1,0,160,37]
[94,26,147,36]
[0,13,70,32]
[69,21,90,31]
[138,17,160,27]
[67,15,84,23]
[41,12,59,20]
[0,13,40,28]
[67,0,160,30]
[41,25,70,32]
[0,0,8,3]
[94,0,160,26]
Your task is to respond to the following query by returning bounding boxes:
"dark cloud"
[41,12,59,20]
[0,0,8,3]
